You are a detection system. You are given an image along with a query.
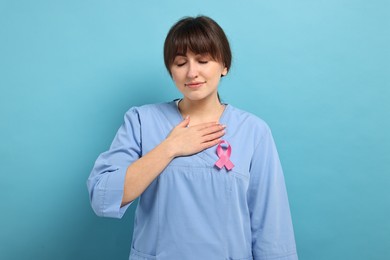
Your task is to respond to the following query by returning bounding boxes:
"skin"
[171,51,228,125]
[121,51,227,206]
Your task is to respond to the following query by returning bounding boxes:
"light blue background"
[1,0,389,259]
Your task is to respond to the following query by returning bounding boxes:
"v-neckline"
[172,99,230,126]
[170,99,231,166]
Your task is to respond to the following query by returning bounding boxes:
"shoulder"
[122,101,178,126]
[124,101,175,117]
[125,102,173,114]
[227,104,272,139]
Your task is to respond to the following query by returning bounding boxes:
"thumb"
[178,115,190,128]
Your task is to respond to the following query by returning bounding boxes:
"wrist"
[160,139,177,159]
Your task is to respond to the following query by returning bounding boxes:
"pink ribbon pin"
[215,140,234,171]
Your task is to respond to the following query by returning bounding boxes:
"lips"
[184,81,206,88]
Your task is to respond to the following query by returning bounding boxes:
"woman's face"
[170,50,227,102]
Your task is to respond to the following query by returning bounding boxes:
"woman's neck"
[178,96,225,125]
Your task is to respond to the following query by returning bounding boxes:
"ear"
[221,66,228,77]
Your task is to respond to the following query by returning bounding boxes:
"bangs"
[172,24,220,60]
[164,16,231,75]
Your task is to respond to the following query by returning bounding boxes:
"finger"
[200,124,226,136]
[200,138,222,150]
[192,121,220,130]
[177,115,190,128]
[202,129,225,142]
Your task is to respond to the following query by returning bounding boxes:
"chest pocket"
[156,163,249,258]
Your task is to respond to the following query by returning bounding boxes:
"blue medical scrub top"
[87,100,298,260]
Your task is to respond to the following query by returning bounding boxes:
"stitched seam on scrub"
[166,164,249,181]
[101,173,109,217]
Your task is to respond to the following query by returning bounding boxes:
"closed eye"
[199,60,208,64]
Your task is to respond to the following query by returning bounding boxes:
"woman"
[87,15,298,260]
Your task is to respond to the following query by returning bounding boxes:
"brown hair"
[164,15,232,76]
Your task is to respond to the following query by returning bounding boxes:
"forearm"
[121,118,225,206]
[121,140,175,206]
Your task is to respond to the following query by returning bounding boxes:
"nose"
[186,61,198,79]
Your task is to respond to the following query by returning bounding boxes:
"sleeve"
[87,108,142,219]
[248,126,298,260]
